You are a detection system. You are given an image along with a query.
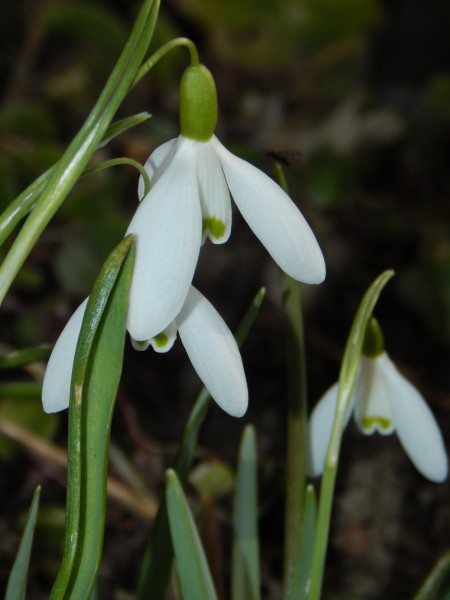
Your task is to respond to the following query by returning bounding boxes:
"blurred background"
[0,0,449,597]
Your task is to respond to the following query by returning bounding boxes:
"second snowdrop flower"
[42,287,248,418]
[127,63,326,343]
[308,318,448,483]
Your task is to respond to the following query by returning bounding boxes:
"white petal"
[307,382,354,477]
[137,138,178,201]
[176,286,248,417]
[381,355,448,482]
[195,140,231,244]
[126,139,202,341]
[42,299,88,413]
[211,136,325,284]
[353,355,395,435]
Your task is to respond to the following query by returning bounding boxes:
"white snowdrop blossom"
[42,287,248,418]
[126,64,325,343]
[308,320,448,483]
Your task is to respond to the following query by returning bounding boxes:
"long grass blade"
[231,425,260,600]
[166,470,218,600]
[5,486,41,600]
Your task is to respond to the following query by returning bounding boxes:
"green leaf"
[166,470,218,600]
[0,0,160,305]
[0,111,151,251]
[288,485,317,600]
[5,486,41,600]
[412,550,450,600]
[0,344,51,369]
[0,382,42,397]
[49,235,135,599]
[135,288,265,600]
[99,112,152,148]
[231,425,260,600]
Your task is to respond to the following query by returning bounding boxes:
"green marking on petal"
[132,339,150,351]
[202,217,226,240]
[153,333,169,348]
[362,416,392,432]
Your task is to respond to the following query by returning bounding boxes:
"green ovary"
[362,416,392,431]
[153,333,168,348]
[203,217,226,240]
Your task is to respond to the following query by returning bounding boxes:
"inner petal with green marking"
[362,416,393,433]
[153,332,169,348]
[202,217,226,241]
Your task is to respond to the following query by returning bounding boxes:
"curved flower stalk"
[308,318,448,483]
[127,64,326,342]
[42,287,248,418]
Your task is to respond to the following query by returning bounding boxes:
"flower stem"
[131,37,199,90]
[282,274,308,598]
[308,270,394,600]
[272,161,309,598]
[83,157,151,196]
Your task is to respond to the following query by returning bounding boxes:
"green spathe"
[362,317,384,358]
[179,65,218,141]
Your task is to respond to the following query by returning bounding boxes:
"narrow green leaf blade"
[0,110,151,250]
[232,425,260,600]
[66,238,135,599]
[288,484,317,600]
[99,112,152,147]
[5,486,41,600]
[49,235,135,599]
[413,550,450,600]
[166,470,218,600]
[0,0,160,305]
[0,345,52,370]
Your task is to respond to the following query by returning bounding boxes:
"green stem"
[0,167,53,248]
[282,275,308,597]
[272,162,308,597]
[83,157,151,196]
[131,37,199,89]
[308,270,394,600]
[0,382,41,397]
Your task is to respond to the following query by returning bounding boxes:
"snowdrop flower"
[42,286,247,418]
[126,63,325,342]
[308,318,448,483]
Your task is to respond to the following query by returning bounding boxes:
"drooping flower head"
[127,63,326,343]
[308,318,448,483]
[42,287,247,418]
